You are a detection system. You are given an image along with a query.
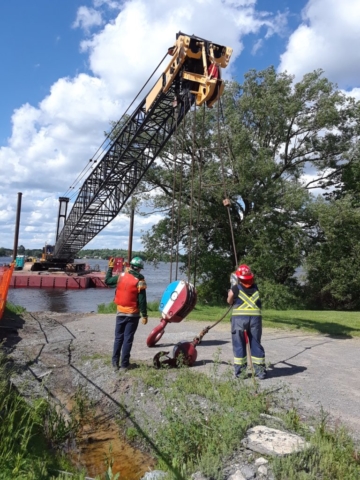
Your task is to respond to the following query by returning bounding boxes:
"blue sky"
[1,0,360,252]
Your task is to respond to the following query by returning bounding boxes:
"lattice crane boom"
[54,32,232,261]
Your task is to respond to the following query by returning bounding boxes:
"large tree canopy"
[132,66,360,308]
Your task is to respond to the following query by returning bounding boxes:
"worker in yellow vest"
[227,264,266,379]
[105,256,148,372]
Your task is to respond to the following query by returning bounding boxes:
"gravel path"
[2,310,360,441]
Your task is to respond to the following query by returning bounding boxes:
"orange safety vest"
[114,272,140,315]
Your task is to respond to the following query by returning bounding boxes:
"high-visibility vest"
[232,285,261,316]
[114,272,140,314]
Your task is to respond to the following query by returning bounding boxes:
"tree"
[133,67,359,304]
[17,245,25,254]
[304,196,360,310]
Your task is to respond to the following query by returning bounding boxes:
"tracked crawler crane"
[53,32,232,261]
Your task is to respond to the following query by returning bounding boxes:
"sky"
[1,0,360,253]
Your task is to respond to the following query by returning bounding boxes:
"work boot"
[120,363,138,373]
[112,363,119,372]
[255,367,267,380]
[234,366,248,378]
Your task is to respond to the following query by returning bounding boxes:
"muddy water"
[72,423,155,479]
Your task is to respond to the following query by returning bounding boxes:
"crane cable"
[217,98,238,267]
[192,104,205,288]
[169,94,187,282]
[187,103,197,283]
[174,111,186,280]
[169,105,179,283]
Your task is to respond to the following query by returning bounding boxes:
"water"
[2,257,187,313]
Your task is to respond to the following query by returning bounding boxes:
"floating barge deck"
[10,270,108,289]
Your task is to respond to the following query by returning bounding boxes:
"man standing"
[105,256,148,371]
[227,264,266,379]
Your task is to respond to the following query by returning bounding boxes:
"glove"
[108,257,115,268]
[141,317,148,325]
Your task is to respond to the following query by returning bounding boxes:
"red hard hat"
[235,264,254,281]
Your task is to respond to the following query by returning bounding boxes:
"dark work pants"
[112,315,140,368]
[231,315,265,377]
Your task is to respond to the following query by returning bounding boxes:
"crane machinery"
[48,32,232,267]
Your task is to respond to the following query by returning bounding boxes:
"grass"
[0,350,87,479]
[0,349,123,480]
[187,306,360,337]
[128,359,360,480]
[98,300,360,337]
[131,360,268,479]
[273,408,360,479]
[5,301,26,315]
[97,299,162,314]
[263,310,360,337]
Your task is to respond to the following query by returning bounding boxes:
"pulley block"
[147,280,197,347]
[153,340,198,369]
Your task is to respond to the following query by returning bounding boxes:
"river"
[2,257,187,313]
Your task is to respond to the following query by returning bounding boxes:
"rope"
[193,305,232,344]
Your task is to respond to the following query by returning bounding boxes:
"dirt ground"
[2,309,360,443]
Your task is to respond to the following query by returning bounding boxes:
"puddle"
[71,423,156,479]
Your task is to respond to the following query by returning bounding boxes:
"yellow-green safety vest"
[232,289,261,316]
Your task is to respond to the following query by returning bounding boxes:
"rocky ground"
[1,310,360,479]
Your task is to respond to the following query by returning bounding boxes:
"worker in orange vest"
[105,256,148,372]
[227,264,266,379]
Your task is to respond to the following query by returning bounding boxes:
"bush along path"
[1,310,360,479]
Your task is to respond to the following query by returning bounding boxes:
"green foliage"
[139,66,360,307]
[0,247,12,257]
[142,363,268,479]
[0,351,88,479]
[126,426,139,442]
[258,279,305,310]
[272,409,360,479]
[304,196,360,310]
[97,299,160,314]
[262,309,360,336]
[5,301,26,314]
[147,300,160,311]
[97,301,117,314]
[77,248,144,260]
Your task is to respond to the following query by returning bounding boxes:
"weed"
[141,361,268,479]
[70,384,96,438]
[283,407,302,433]
[97,301,117,314]
[272,408,360,479]
[5,301,26,314]
[126,426,139,442]
[81,352,108,362]
[132,363,167,389]
[147,300,160,312]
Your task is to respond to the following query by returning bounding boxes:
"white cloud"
[0,0,287,250]
[93,0,121,9]
[279,0,360,88]
[344,87,360,102]
[72,6,104,32]
[252,38,263,55]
